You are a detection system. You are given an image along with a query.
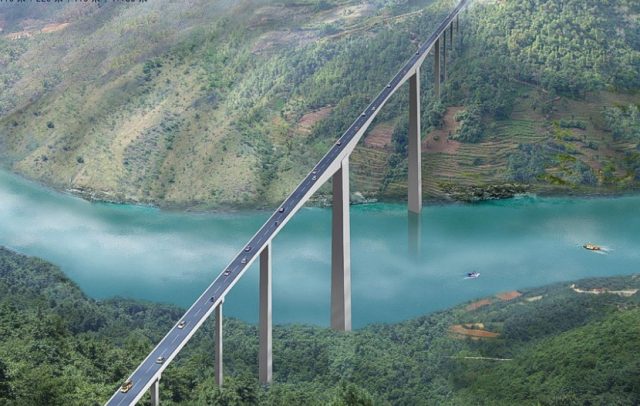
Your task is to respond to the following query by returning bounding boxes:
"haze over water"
[0,170,638,328]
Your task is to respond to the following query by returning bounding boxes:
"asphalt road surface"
[106,1,468,404]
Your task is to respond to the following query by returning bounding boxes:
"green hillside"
[0,0,639,209]
[1,246,639,405]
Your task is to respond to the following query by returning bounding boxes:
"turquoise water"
[0,170,638,327]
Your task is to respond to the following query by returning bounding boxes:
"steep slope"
[0,0,639,209]
[1,246,639,405]
[0,0,454,209]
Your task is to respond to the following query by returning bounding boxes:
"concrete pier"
[259,243,272,384]
[434,37,440,98]
[408,68,422,214]
[215,301,223,386]
[443,31,447,82]
[150,379,159,406]
[450,22,454,49]
[331,158,351,331]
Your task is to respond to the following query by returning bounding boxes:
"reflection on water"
[0,170,639,327]
[408,211,422,260]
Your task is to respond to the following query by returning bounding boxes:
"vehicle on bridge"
[120,380,133,393]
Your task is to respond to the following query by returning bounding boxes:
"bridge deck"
[106,1,469,404]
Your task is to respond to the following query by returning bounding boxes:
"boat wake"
[579,244,612,255]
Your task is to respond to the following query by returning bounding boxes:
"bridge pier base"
[331,157,351,332]
[259,243,272,384]
[150,378,160,406]
[215,300,223,387]
[408,67,422,214]
[434,37,441,98]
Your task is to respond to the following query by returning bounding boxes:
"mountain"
[0,0,639,210]
[1,246,639,405]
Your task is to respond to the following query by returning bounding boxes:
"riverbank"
[1,246,638,405]
[4,167,639,213]
[2,167,640,327]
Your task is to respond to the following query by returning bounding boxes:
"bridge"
[107,0,469,404]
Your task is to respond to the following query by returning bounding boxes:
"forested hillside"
[0,0,638,209]
[1,246,639,405]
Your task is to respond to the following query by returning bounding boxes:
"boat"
[583,243,601,251]
[465,271,480,279]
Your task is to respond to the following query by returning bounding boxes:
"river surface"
[0,170,638,327]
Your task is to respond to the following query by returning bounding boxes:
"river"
[0,170,638,327]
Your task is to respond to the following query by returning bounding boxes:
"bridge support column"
[150,378,160,406]
[215,300,223,387]
[408,67,422,214]
[434,37,440,99]
[450,22,453,50]
[442,31,447,82]
[456,14,459,33]
[331,157,351,332]
[259,243,272,384]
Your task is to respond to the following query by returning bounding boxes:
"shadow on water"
[408,211,422,261]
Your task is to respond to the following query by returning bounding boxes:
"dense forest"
[1,246,638,405]
[0,0,638,209]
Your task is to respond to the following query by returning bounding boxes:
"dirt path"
[423,106,463,154]
[449,323,500,339]
[496,291,522,301]
[363,122,394,150]
[465,298,492,311]
[447,356,512,361]
[324,8,425,41]
[296,106,333,134]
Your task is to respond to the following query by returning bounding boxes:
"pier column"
[434,37,440,99]
[408,67,422,214]
[443,30,447,82]
[331,157,351,332]
[450,22,453,50]
[215,300,223,387]
[150,378,160,406]
[259,243,272,384]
